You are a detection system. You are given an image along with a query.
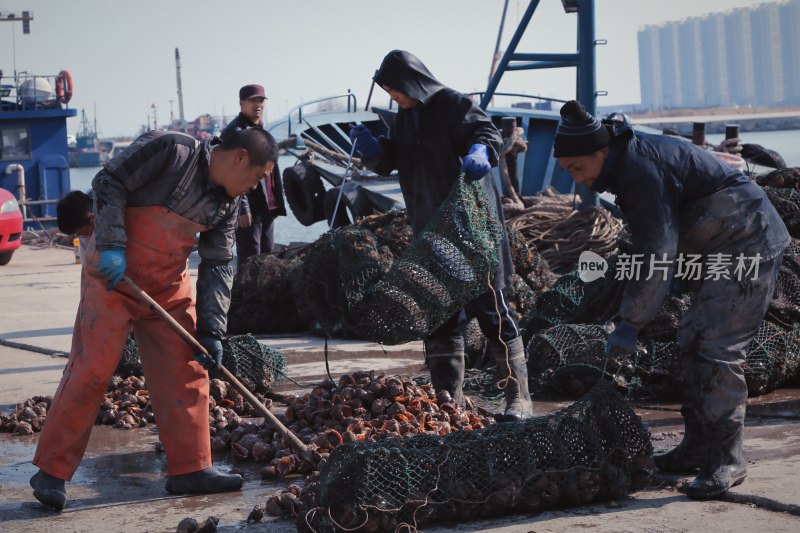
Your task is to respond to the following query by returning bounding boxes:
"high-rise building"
[638,0,799,110]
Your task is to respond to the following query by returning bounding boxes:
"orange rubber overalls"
[33,205,213,480]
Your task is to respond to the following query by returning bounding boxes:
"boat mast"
[175,47,185,125]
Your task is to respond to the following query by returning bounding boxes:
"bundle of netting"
[763,187,800,238]
[347,178,505,345]
[228,255,306,334]
[526,319,800,400]
[768,238,800,326]
[293,226,392,338]
[221,334,286,393]
[299,381,653,533]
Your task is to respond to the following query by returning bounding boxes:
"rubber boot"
[30,469,67,511]
[654,404,708,473]
[686,424,747,500]
[165,467,243,494]
[425,337,465,406]
[493,336,534,421]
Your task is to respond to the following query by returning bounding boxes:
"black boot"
[165,467,243,494]
[30,469,67,511]
[655,405,708,473]
[686,425,747,500]
[425,337,465,406]
[493,336,534,421]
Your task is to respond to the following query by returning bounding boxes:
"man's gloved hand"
[98,248,126,290]
[606,321,639,357]
[461,144,491,181]
[195,337,223,374]
[349,124,382,159]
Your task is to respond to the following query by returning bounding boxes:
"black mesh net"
[300,381,653,533]
[228,255,306,334]
[221,334,286,393]
[764,187,800,238]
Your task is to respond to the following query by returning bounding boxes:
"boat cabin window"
[1,126,31,161]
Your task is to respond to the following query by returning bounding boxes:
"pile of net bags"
[523,240,800,399]
[295,178,505,345]
[299,381,653,532]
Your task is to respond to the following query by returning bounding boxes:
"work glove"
[606,321,639,358]
[195,337,223,375]
[98,248,126,290]
[349,124,382,159]
[461,144,491,181]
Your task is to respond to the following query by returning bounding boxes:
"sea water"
[68,130,800,246]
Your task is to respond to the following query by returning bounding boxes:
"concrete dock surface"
[1,244,799,532]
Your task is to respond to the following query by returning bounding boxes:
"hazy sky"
[0,0,780,137]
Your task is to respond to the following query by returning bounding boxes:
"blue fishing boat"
[68,109,110,169]
[0,69,76,228]
[267,0,628,225]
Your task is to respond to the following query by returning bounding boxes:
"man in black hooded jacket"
[554,100,789,500]
[350,50,534,420]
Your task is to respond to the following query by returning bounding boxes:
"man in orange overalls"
[30,127,278,510]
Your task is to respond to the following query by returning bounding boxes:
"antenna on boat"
[175,48,186,126]
[0,10,34,79]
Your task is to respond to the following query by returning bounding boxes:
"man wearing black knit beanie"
[554,99,789,500]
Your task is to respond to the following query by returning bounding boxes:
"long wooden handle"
[121,276,319,467]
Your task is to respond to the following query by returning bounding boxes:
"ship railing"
[286,91,358,137]
[0,71,69,111]
[466,91,571,107]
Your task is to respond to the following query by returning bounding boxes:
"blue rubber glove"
[195,337,223,375]
[461,144,491,181]
[606,321,639,357]
[98,248,126,290]
[349,124,382,159]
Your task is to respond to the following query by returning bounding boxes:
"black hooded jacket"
[371,50,513,289]
[593,121,789,328]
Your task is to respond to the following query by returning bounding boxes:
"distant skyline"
[0,0,782,137]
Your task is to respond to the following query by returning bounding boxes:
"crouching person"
[554,100,789,499]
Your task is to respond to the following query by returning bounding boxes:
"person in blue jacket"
[554,100,789,500]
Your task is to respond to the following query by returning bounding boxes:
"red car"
[0,187,23,265]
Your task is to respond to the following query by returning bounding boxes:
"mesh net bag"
[768,238,800,326]
[228,255,306,334]
[114,336,143,378]
[345,178,505,345]
[764,187,800,238]
[300,381,653,533]
[221,334,286,393]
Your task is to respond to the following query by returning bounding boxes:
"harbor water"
[68,129,800,246]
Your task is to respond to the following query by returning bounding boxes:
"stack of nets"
[300,381,653,533]
[763,187,800,238]
[526,320,800,400]
[298,178,504,345]
[228,255,306,334]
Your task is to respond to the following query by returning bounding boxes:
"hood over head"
[373,50,446,105]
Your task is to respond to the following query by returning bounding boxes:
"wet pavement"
[2,245,800,532]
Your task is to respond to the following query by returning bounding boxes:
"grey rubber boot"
[165,467,243,494]
[686,424,747,500]
[425,336,465,406]
[654,404,709,473]
[30,469,67,511]
[493,336,534,421]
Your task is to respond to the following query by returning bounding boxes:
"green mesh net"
[221,334,286,393]
[349,178,504,344]
[300,381,653,532]
[296,178,504,345]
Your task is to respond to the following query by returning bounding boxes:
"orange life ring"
[55,70,73,105]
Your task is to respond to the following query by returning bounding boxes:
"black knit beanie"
[553,100,611,157]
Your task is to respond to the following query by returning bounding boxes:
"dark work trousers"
[678,254,782,436]
[235,213,275,270]
[429,287,521,345]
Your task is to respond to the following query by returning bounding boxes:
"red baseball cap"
[239,84,267,100]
